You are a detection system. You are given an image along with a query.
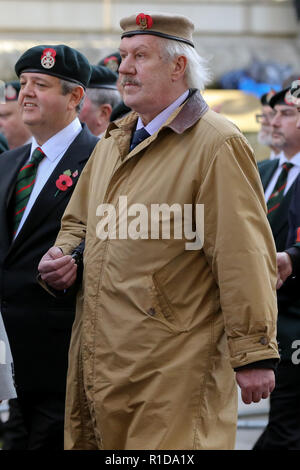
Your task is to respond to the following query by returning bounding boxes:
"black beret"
[88,65,118,90]
[15,44,92,88]
[269,88,295,108]
[0,133,9,153]
[260,89,276,106]
[4,81,21,101]
[98,52,122,72]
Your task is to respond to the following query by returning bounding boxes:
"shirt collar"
[30,117,82,162]
[136,89,190,135]
[279,150,300,168]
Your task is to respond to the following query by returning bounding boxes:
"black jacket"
[259,158,300,362]
[0,124,98,393]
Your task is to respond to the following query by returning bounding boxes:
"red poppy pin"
[136,13,153,30]
[41,48,57,70]
[54,169,78,197]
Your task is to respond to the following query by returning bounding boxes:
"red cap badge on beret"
[41,48,57,69]
[266,89,276,103]
[136,13,153,30]
[104,56,119,72]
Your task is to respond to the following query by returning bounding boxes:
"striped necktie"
[129,127,150,152]
[13,147,45,235]
[267,162,294,223]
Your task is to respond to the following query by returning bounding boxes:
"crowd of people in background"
[0,9,300,451]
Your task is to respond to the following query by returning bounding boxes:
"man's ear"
[68,86,85,111]
[171,55,187,82]
[99,103,113,121]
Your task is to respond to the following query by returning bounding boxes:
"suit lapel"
[258,159,280,190]
[269,183,295,237]
[10,127,91,253]
[0,146,30,257]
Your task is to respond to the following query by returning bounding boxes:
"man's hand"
[276,252,293,289]
[235,369,275,404]
[38,246,77,290]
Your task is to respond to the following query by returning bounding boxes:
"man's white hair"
[160,38,211,91]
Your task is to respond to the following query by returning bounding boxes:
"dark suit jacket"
[259,158,300,361]
[0,124,98,393]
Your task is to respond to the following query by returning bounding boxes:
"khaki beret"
[120,12,195,47]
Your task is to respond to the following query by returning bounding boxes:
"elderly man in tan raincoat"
[38,12,280,450]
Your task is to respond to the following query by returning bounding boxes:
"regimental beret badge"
[266,89,276,103]
[290,79,300,103]
[5,84,17,100]
[136,13,153,30]
[41,48,57,69]
[104,56,119,72]
[284,80,300,106]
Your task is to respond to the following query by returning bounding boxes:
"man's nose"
[270,114,280,127]
[20,82,35,97]
[119,55,135,75]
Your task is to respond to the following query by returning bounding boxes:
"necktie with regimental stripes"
[13,147,45,235]
[129,127,150,152]
[267,162,294,223]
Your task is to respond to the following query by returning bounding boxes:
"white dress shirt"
[135,89,190,135]
[264,151,300,202]
[14,117,82,238]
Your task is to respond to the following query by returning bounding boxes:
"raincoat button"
[259,336,268,345]
[147,308,156,316]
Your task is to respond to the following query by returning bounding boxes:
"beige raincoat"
[56,91,279,450]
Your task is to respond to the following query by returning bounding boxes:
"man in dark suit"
[277,80,300,287]
[0,44,98,450]
[254,86,300,449]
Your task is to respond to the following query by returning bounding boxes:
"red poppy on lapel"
[54,169,78,197]
[56,174,73,191]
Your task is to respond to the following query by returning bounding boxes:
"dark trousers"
[2,392,65,450]
[253,362,300,450]
[1,399,28,450]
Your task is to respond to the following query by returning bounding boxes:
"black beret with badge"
[15,44,92,88]
[260,89,276,106]
[269,88,295,108]
[98,52,122,73]
[88,65,118,90]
